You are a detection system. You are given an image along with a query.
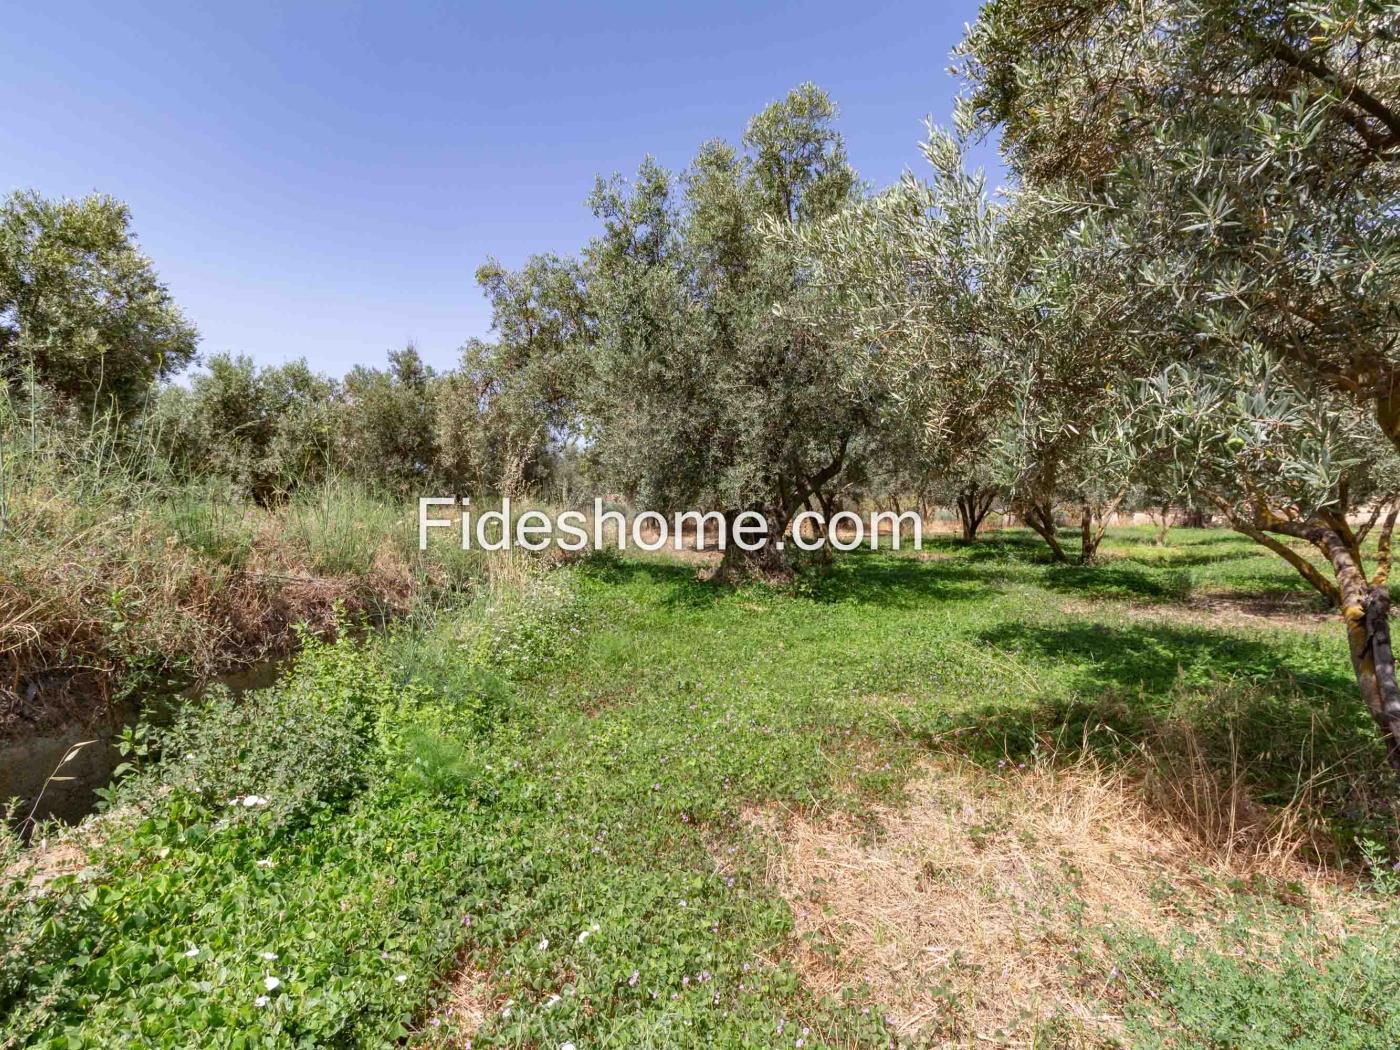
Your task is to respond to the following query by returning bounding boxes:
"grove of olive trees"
[13,6,1400,1046]
[4,2,1398,770]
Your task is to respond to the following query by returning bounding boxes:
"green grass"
[4,528,1397,1047]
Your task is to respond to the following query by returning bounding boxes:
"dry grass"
[5,837,87,892]
[731,746,1382,1047]
[439,957,497,1036]
[0,487,503,738]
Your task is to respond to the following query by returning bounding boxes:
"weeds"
[3,530,1398,1047]
[0,404,511,738]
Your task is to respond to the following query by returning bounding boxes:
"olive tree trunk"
[1234,503,1400,773]
[716,437,851,584]
[1317,524,1400,772]
[955,484,997,543]
[1154,501,1172,546]
[1022,500,1069,563]
[1078,490,1127,565]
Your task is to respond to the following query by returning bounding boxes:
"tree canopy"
[0,191,198,412]
[578,83,881,575]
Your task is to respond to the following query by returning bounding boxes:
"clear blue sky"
[3,1,993,376]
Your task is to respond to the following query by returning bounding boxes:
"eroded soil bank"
[2,659,284,827]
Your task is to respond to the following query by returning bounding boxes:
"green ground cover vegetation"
[6,529,1398,1048]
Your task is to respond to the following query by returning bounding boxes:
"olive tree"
[931,468,1002,544]
[957,0,1400,764]
[0,191,198,413]
[580,85,879,578]
[435,255,589,498]
[960,0,1400,455]
[1126,355,1400,766]
[335,346,439,496]
[791,127,1141,563]
[153,353,338,502]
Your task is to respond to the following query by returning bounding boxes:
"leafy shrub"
[0,567,601,1046]
[136,630,398,832]
[385,627,516,736]
[1,638,476,1046]
[0,815,33,1013]
[472,574,584,674]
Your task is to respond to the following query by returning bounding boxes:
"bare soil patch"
[1182,591,1332,628]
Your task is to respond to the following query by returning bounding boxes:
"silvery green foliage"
[152,353,340,501]
[785,127,1008,436]
[788,126,1139,520]
[337,346,441,497]
[578,85,878,527]
[961,0,1400,453]
[435,255,589,497]
[1120,350,1400,519]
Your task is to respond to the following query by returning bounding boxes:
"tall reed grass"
[0,389,520,736]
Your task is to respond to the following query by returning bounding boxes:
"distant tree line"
[0,191,583,503]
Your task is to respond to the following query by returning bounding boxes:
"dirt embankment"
[0,535,422,742]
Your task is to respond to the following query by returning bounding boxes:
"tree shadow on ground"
[941,620,1389,822]
[1115,529,1248,548]
[927,684,1390,819]
[1038,560,1319,604]
[798,550,998,609]
[1113,549,1261,569]
[575,551,727,608]
[918,531,1059,562]
[977,618,1350,697]
[1038,563,1192,601]
[589,548,1003,611]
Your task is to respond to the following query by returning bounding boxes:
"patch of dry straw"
[735,750,1381,1046]
[440,957,496,1036]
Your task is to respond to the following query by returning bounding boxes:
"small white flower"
[259,951,277,961]
[256,858,275,868]
[560,1043,577,1050]
[544,994,561,1008]
[183,947,200,958]
[537,937,549,951]
[242,795,268,808]
[254,994,270,1008]
[576,929,591,944]
[264,975,281,992]
[394,973,407,985]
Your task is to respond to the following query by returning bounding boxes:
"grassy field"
[5,527,1399,1048]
